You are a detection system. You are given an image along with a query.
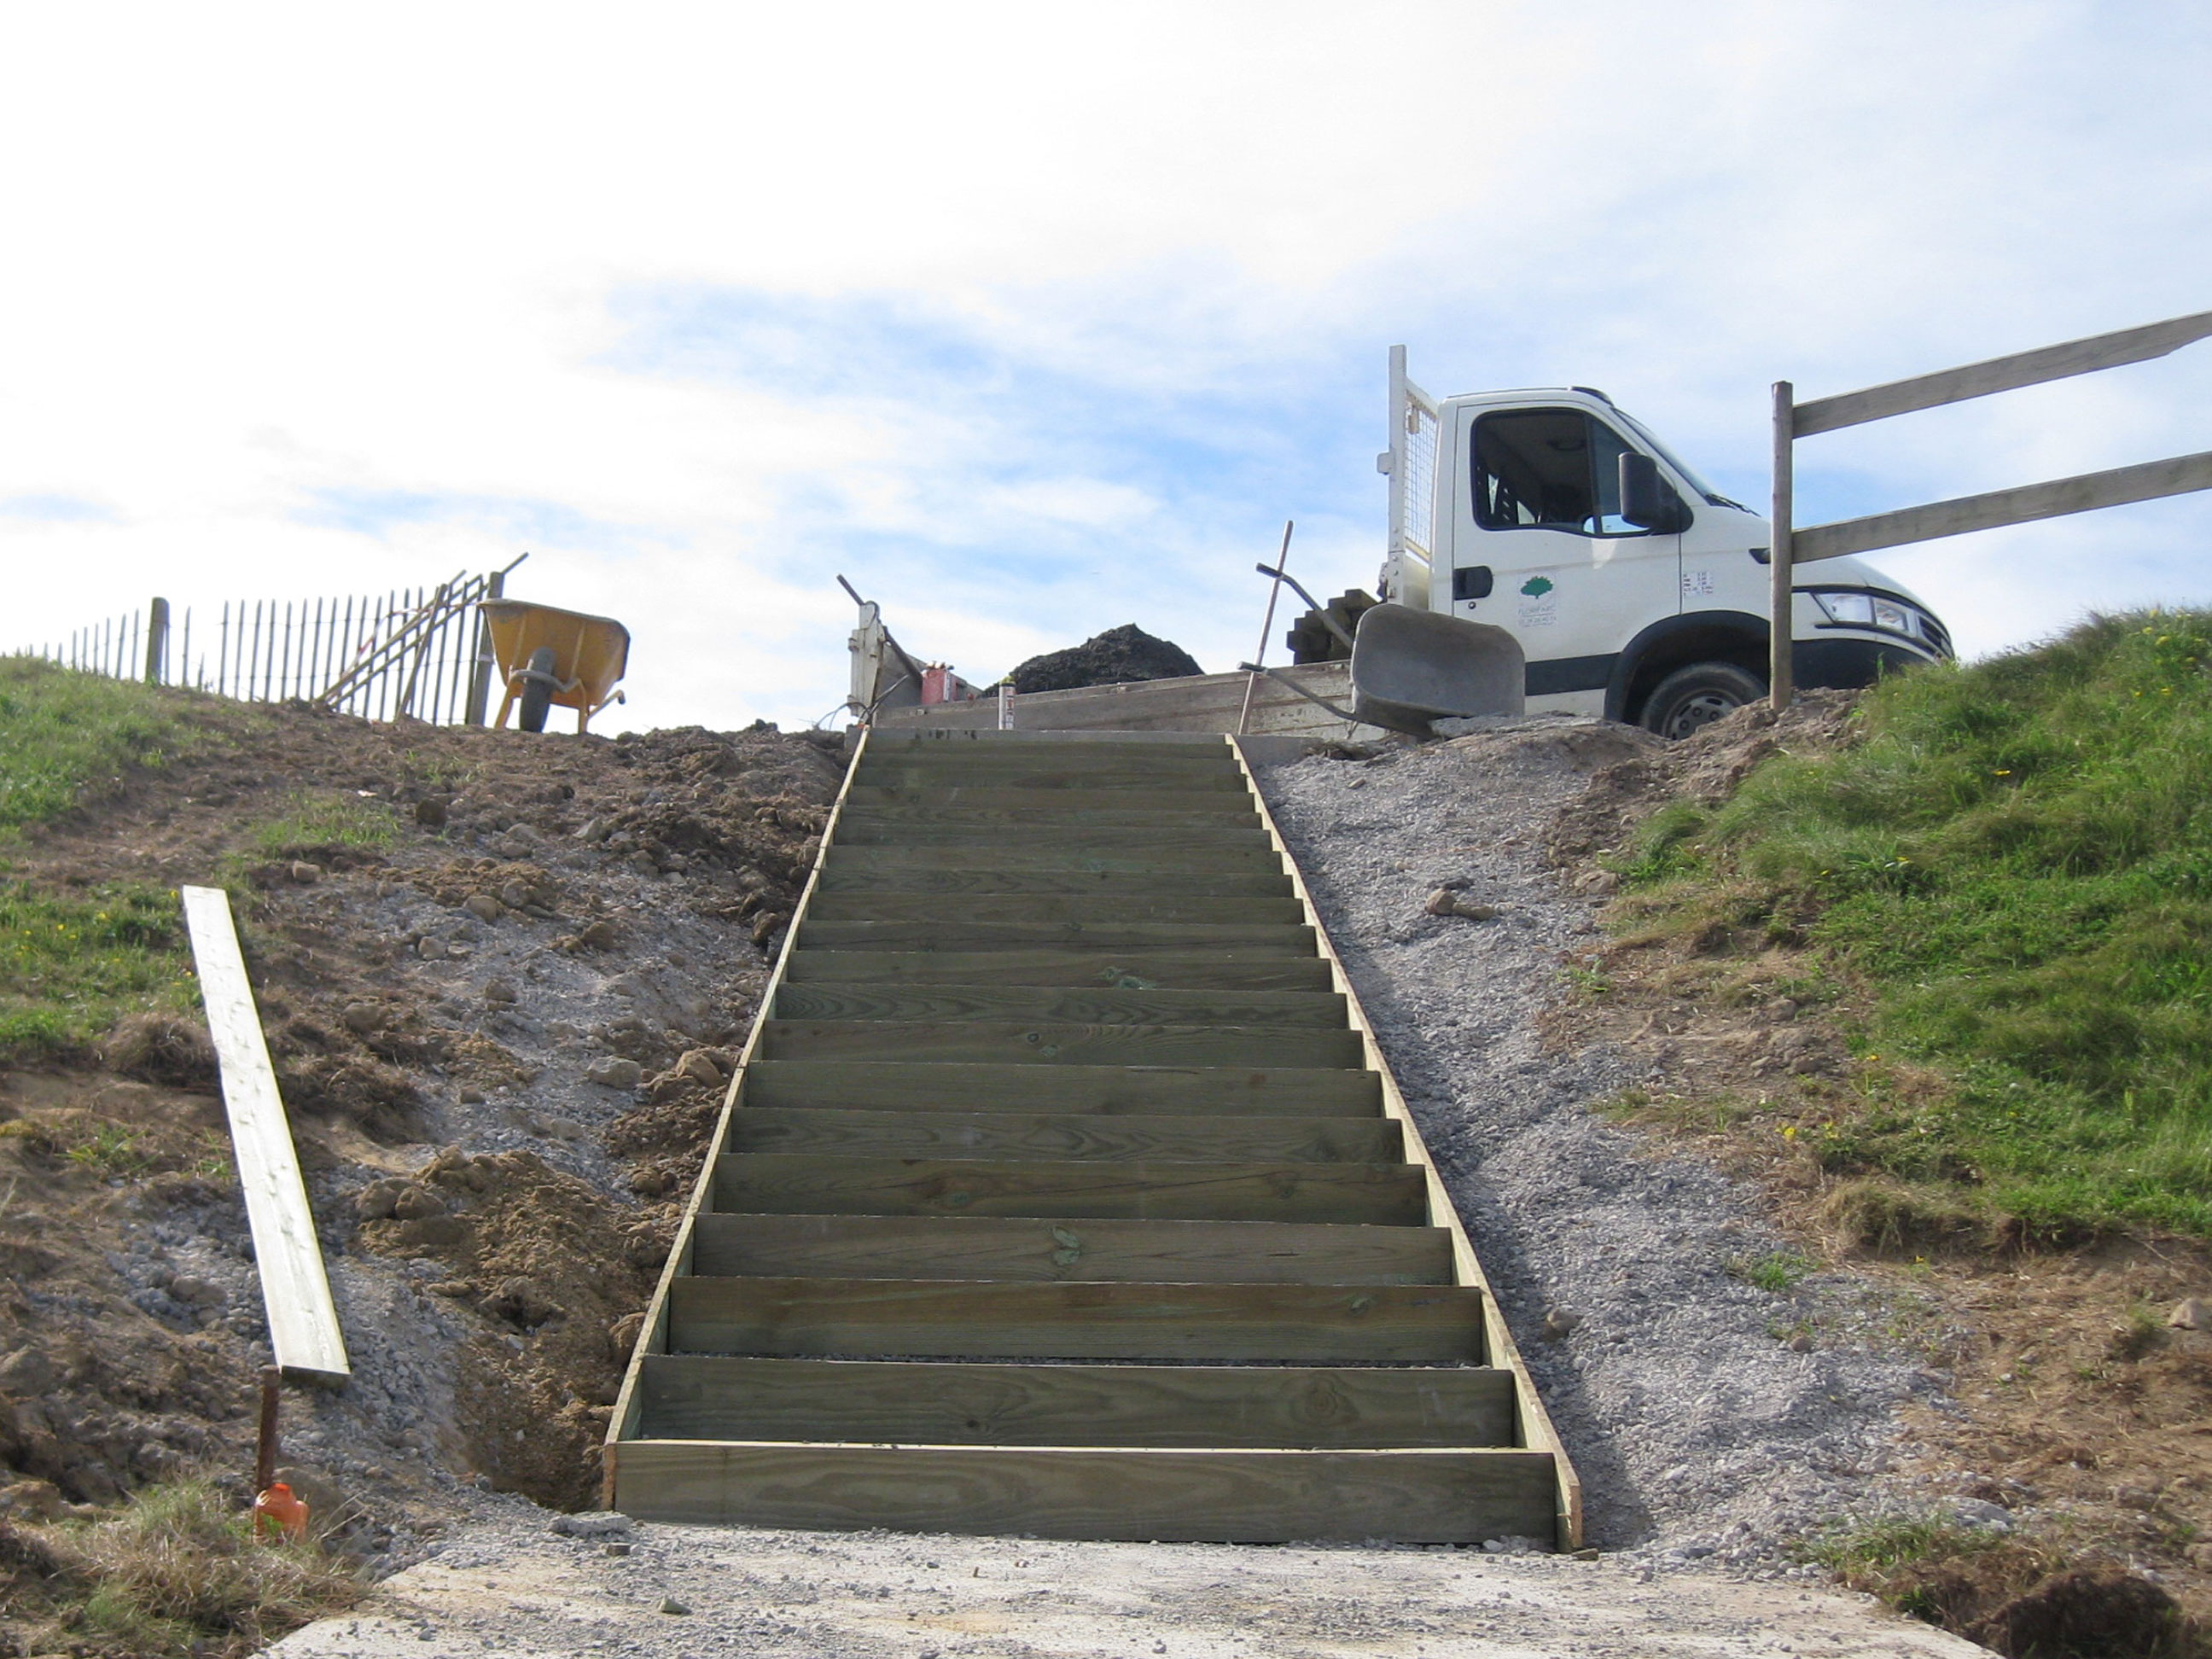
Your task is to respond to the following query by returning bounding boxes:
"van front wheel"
[1639,662,1764,741]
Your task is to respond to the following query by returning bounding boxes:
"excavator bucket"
[1349,602,1526,732]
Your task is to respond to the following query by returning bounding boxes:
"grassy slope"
[1621,610,2212,1236]
[0,657,206,1061]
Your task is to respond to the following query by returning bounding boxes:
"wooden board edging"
[1230,737,1585,1550]
[603,729,871,1490]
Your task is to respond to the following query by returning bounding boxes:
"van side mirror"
[1619,451,1685,532]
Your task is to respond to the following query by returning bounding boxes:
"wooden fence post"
[1768,380,1795,711]
[144,598,170,685]
[464,568,505,725]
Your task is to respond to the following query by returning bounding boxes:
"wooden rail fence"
[13,555,528,725]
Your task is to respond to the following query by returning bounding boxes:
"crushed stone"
[1248,716,1937,1569]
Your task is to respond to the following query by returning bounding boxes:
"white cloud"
[3,1,2208,728]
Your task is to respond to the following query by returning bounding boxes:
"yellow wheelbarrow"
[480,599,631,733]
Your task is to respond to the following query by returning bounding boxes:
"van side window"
[1473,410,1660,538]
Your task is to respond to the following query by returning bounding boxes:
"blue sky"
[3,2,2209,730]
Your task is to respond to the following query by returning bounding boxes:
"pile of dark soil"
[1006,625,1201,693]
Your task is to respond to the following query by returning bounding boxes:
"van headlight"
[1810,589,1933,644]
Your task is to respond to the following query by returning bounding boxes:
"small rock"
[416,936,445,960]
[167,1276,224,1307]
[659,1598,690,1616]
[1788,1333,1815,1353]
[0,1479,65,1519]
[486,1276,559,1328]
[354,1178,409,1220]
[550,1511,633,1538]
[585,1056,644,1090]
[2168,1297,2207,1330]
[577,918,620,951]
[573,817,607,842]
[415,797,449,828]
[629,850,661,877]
[457,1086,485,1104]
[675,1048,727,1087]
[1481,1535,1540,1555]
[534,1116,585,1142]
[501,822,541,847]
[391,1186,447,1221]
[289,860,323,884]
[341,1001,385,1035]
[498,880,533,911]
[1576,870,1621,898]
[1424,888,1499,921]
[1951,1499,2013,1532]
[603,1541,632,1557]
[463,893,504,923]
[1542,1307,1581,1340]
[482,979,520,1005]
[0,1348,59,1394]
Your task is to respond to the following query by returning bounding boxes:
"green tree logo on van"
[1520,576,1554,597]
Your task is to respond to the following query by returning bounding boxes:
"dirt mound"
[1007,624,1202,693]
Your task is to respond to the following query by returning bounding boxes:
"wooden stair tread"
[690,1213,1451,1284]
[805,893,1306,924]
[758,1019,1365,1068]
[713,1153,1429,1225]
[771,982,1347,1027]
[667,1274,1484,1363]
[795,920,1318,952]
[720,1108,1402,1163]
[740,1060,1383,1117]
[782,949,1336,992]
[635,1356,1510,1446]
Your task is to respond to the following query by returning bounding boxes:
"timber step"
[804,892,1306,924]
[607,731,1579,1547]
[795,920,1319,952]
[690,1214,1453,1284]
[667,1275,1484,1363]
[814,864,1295,896]
[755,1019,1366,1068]
[712,1154,1429,1225]
[771,981,1348,1027]
[782,949,1336,992]
[718,1107,1403,1163]
[637,1356,1507,1444]
[740,1060,1385,1116]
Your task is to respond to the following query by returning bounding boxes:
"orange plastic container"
[252,1481,309,1542]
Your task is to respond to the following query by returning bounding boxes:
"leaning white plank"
[180,886,350,1382]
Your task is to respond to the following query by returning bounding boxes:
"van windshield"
[1614,411,1749,511]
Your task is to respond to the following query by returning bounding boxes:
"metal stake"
[1237,521,1295,736]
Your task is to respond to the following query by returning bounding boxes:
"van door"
[1447,405,1681,713]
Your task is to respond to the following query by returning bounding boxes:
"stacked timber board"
[605,730,1581,1545]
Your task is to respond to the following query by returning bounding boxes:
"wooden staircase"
[604,730,1580,1545]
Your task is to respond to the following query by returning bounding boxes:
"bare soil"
[0,700,841,1653]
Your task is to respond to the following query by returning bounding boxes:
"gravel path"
[268,1497,1985,1658]
[1249,721,1941,1565]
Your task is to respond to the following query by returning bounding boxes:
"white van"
[1348,352,1953,737]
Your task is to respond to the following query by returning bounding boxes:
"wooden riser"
[739,1061,1384,1117]
[838,804,1263,830]
[795,921,1318,953]
[690,1214,1452,1284]
[771,982,1348,1029]
[845,787,1260,818]
[667,1276,1484,1363]
[719,1108,1403,1164]
[757,1020,1365,1069]
[635,1357,1511,1447]
[783,950,1336,992]
[828,842,1285,873]
[832,823,1281,854]
[815,864,1295,898]
[712,1154,1427,1225]
[806,893,1306,925]
[614,1444,1554,1542]
[856,767,1252,795]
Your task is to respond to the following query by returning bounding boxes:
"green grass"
[0,655,198,834]
[40,1478,361,1655]
[1619,609,2212,1236]
[1726,1249,1814,1293]
[246,792,399,859]
[0,882,201,1062]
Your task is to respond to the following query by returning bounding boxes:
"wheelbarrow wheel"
[518,647,556,732]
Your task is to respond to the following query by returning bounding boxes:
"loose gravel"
[1250,719,1943,1567]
